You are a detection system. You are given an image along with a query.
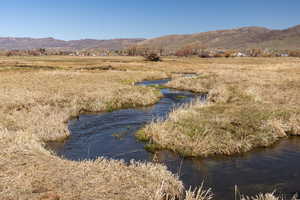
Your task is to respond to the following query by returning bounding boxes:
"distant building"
[235,52,247,57]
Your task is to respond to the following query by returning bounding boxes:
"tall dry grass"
[0,70,165,141]
[0,127,184,200]
[138,60,300,157]
[1,56,300,199]
[0,68,189,200]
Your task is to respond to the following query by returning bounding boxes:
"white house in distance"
[235,52,247,57]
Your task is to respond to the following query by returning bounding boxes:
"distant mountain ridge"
[0,25,299,50]
[138,25,300,50]
[0,37,145,50]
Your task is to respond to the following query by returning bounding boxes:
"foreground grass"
[138,59,300,157]
[1,128,184,200]
[0,68,188,199]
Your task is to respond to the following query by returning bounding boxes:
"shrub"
[144,53,161,62]
[289,50,300,57]
[198,52,211,58]
[175,49,193,57]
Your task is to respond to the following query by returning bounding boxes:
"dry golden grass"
[1,56,300,199]
[0,70,167,141]
[0,128,184,200]
[241,192,286,200]
[138,58,300,157]
[0,64,187,199]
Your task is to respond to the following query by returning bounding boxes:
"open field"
[0,56,299,199]
[1,55,299,72]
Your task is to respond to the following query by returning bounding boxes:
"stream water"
[49,78,300,200]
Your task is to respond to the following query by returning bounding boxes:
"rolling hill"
[0,37,145,50]
[0,25,299,50]
[138,25,300,50]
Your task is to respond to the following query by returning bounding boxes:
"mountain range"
[0,38,144,50]
[1,25,299,50]
[139,25,300,50]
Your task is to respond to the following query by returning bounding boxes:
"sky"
[0,0,299,40]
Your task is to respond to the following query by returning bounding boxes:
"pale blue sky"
[0,0,299,40]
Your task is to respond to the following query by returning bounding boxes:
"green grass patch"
[135,129,150,141]
[144,143,162,153]
[175,95,187,99]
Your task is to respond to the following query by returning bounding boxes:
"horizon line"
[0,24,298,41]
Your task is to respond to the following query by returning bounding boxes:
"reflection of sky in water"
[155,138,300,199]
[48,78,300,200]
[51,78,205,162]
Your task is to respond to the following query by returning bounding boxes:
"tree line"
[1,46,300,58]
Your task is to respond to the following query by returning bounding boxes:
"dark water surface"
[49,78,300,200]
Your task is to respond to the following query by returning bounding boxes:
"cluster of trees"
[175,48,236,58]
[173,46,300,58]
[288,50,300,57]
[5,48,47,56]
[125,45,165,56]
[143,53,161,62]
[3,49,104,57]
[2,45,300,58]
[3,48,91,57]
[245,49,300,57]
[174,43,207,57]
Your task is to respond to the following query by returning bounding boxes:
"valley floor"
[0,56,299,200]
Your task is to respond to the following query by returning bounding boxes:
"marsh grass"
[0,67,187,200]
[0,128,184,200]
[138,102,300,157]
[138,59,300,157]
[1,56,300,199]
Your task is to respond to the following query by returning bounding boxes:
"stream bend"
[48,78,300,200]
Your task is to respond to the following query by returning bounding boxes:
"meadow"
[0,55,299,200]
[138,57,300,157]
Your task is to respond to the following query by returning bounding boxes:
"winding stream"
[49,78,300,200]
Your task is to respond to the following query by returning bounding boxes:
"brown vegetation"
[137,59,300,157]
[289,50,300,57]
[144,53,161,62]
[0,56,299,199]
[0,66,188,199]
